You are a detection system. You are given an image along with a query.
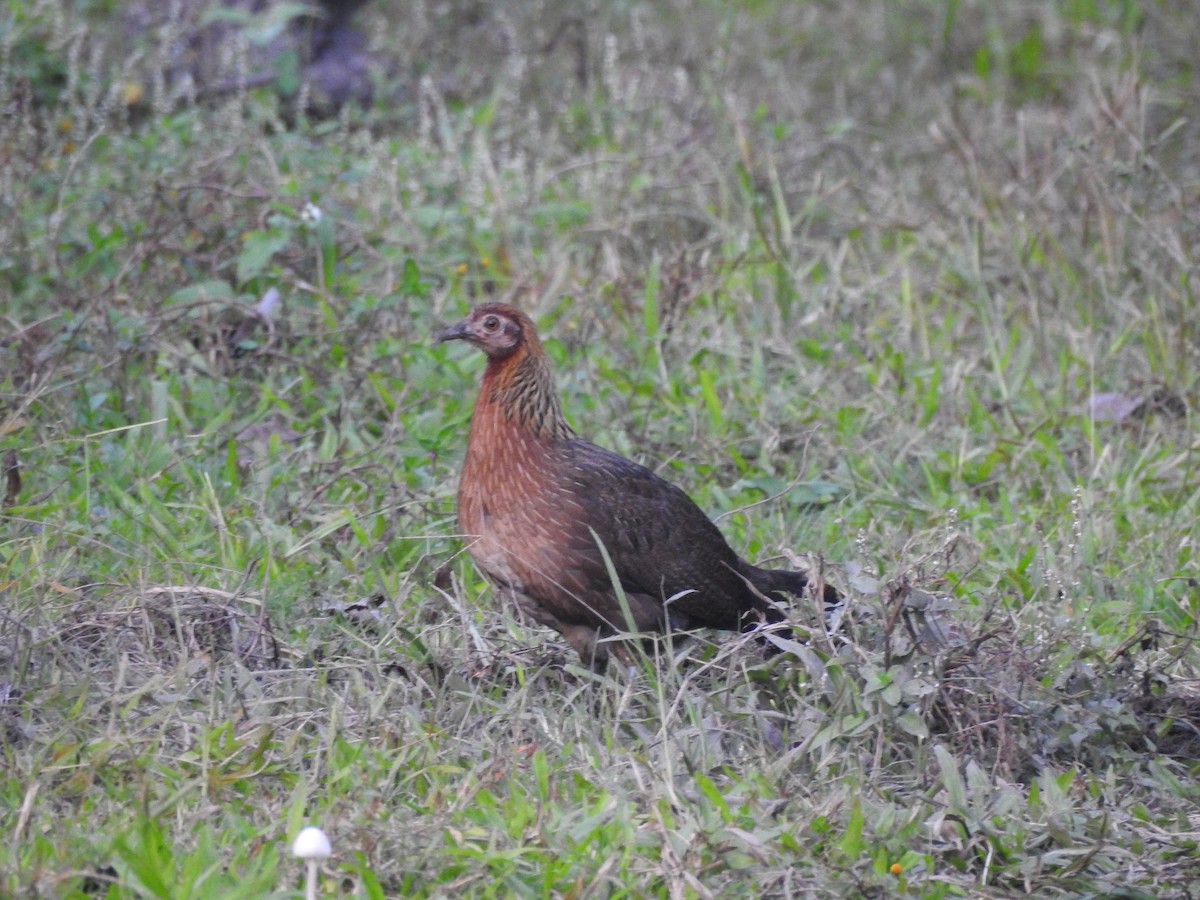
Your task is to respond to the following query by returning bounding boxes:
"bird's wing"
[553,440,762,629]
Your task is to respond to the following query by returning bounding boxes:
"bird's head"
[438,303,532,360]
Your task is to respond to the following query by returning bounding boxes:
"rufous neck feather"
[476,340,575,442]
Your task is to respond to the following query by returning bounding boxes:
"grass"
[2,0,1199,896]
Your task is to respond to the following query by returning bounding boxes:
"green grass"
[2,0,1199,896]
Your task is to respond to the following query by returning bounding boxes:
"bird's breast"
[457,417,574,593]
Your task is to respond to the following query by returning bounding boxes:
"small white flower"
[301,202,323,224]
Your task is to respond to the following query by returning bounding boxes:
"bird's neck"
[475,343,575,443]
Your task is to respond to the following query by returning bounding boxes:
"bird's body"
[442,303,821,667]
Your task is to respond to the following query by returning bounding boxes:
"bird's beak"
[438,318,473,344]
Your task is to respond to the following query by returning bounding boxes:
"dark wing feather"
[552,439,773,630]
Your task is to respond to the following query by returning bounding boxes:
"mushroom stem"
[305,858,318,900]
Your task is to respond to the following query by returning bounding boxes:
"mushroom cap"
[292,826,332,859]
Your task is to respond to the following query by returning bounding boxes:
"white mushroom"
[291,826,332,900]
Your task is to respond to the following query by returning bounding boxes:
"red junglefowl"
[440,302,833,668]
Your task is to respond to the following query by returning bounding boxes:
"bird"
[440,302,833,668]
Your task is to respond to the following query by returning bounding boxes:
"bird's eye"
[482,315,500,332]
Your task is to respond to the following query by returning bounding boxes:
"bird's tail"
[741,563,843,618]
[734,563,841,658]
